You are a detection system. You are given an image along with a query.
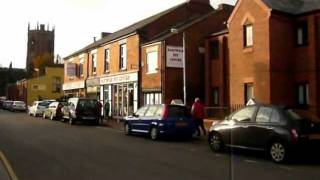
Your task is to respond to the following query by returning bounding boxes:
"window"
[135,106,148,117]
[244,83,254,104]
[145,106,159,117]
[120,44,127,70]
[212,87,219,106]
[52,77,61,93]
[231,106,256,122]
[209,40,219,60]
[104,49,110,72]
[144,92,162,105]
[146,51,158,74]
[297,83,309,106]
[244,24,253,47]
[270,109,280,123]
[296,21,308,46]
[79,58,84,77]
[92,53,97,75]
[256,107,273,123]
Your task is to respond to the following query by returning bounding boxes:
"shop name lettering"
[103,75,130,83]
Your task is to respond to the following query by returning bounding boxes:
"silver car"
[10,101,27,112]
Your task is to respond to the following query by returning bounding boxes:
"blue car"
[124,104,195,140]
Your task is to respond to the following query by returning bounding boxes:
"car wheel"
[124,123,131,135]
[269,141,287,163]
[150,127,158,140]
[209,133,223,152]
[50,113,54,120]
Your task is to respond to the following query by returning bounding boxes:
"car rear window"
[77,100,98,110]
[39,102,50,107]
[168,106,190,118]
[14,102,25,105]
[286,109,320,122]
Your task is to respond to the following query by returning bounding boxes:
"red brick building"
[64,0,216,118]
[205,0,320,117]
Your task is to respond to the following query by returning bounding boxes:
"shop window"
[297,83,309,106]
[244,83,254,104]
[120,44,127,70]
[147,51,158,74]
[52,77,61,93]
[296,21,308,46]
[209,40,219,60]
[104,49,110,72]
[92,53,97,75]
[212,87,219,106]
[243,24,253,47]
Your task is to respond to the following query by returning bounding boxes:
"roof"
[262,0,320,15]
[65,1,210,60]
[142,5,233,46]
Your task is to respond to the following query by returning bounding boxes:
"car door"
[230,106,257,147]
[248,106,280,150]
[130,106,149,133]
[143,105,160,132]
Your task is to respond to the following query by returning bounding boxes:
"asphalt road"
[0,109,319,180]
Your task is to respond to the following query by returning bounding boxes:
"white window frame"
[92,53,97,75]
[120,44,127,70]
[244,24,253,47]
[104,49,110,72]
[146,51,158,74]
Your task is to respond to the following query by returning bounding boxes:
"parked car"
[123,104,195,140]
[0,100,4,109]
[28,101,51,117]
[61,98,101,125]
[9,101,27,112]
[208,105,320,163]
[43,101,65,120]
[2,100,13,110]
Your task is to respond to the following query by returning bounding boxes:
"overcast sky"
[0,0,236,69]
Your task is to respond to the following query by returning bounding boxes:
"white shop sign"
[166,46,183,68]
[100,72,138,85]
[63,81,85,90]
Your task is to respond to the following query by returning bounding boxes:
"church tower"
[26,23,55,77]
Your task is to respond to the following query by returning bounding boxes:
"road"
[0,109,319,180]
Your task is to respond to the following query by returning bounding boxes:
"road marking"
[244,159,259,164]
[0,150,18,180]
[278,166,292,171]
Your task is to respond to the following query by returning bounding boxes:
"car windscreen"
[39,102,50,107]
[77,100,98,111]
[168,106,190,118]
[286,109,320,122]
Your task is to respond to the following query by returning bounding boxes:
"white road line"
[244,159,259,164]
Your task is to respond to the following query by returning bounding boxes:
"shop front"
[86,77,100,100]
[100,72,138,118]
[63,81,85,97]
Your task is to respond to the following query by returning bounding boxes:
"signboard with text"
[100,72,138,85]
[166,46,183,68]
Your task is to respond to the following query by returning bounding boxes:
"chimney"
[101,32,111,38]
[187,0,210,5]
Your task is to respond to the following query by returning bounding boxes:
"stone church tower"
[26,23,54,77]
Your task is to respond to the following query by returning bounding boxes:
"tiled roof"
[262,0,320,14]
[65,1,212,60]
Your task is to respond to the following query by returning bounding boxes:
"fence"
[204,104,245,119]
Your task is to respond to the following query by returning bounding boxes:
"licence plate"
[176,122,187,127]
[83,117,95,120]
[309,134,320,140]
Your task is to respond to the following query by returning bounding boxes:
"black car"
[208,105,320,163]
[61,98,101,125]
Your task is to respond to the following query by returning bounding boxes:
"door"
[230,106,257,147]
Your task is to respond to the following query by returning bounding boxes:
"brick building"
[63,0,233,118]
[205,0,320,117]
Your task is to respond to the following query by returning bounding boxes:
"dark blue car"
[124,104,195,140]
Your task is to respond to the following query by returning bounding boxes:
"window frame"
[296,21,308,47]
[104,49,110,72]
[244,83,254,104]
[296,82,309,107]
[91,53,97,75]
[146,51,158,74]
[119,43,127,70]
[243,24,253,48]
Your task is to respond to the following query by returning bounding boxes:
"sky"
[0,0,236,69]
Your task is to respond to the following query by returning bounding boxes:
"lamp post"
[171,28,186,105]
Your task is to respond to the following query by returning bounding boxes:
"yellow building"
[27,66,64,105]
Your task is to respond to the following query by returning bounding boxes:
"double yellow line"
[0,150,18,180]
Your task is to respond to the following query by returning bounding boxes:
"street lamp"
[171,28,186,105]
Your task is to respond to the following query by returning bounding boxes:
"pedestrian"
[191,97,206,137]
[104,100,110,121]
[97,100,103,124]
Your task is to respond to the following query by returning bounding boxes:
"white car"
[10,101,27,111]
[28,101,50,117]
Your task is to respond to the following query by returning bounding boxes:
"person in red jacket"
[191,97,206,137]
